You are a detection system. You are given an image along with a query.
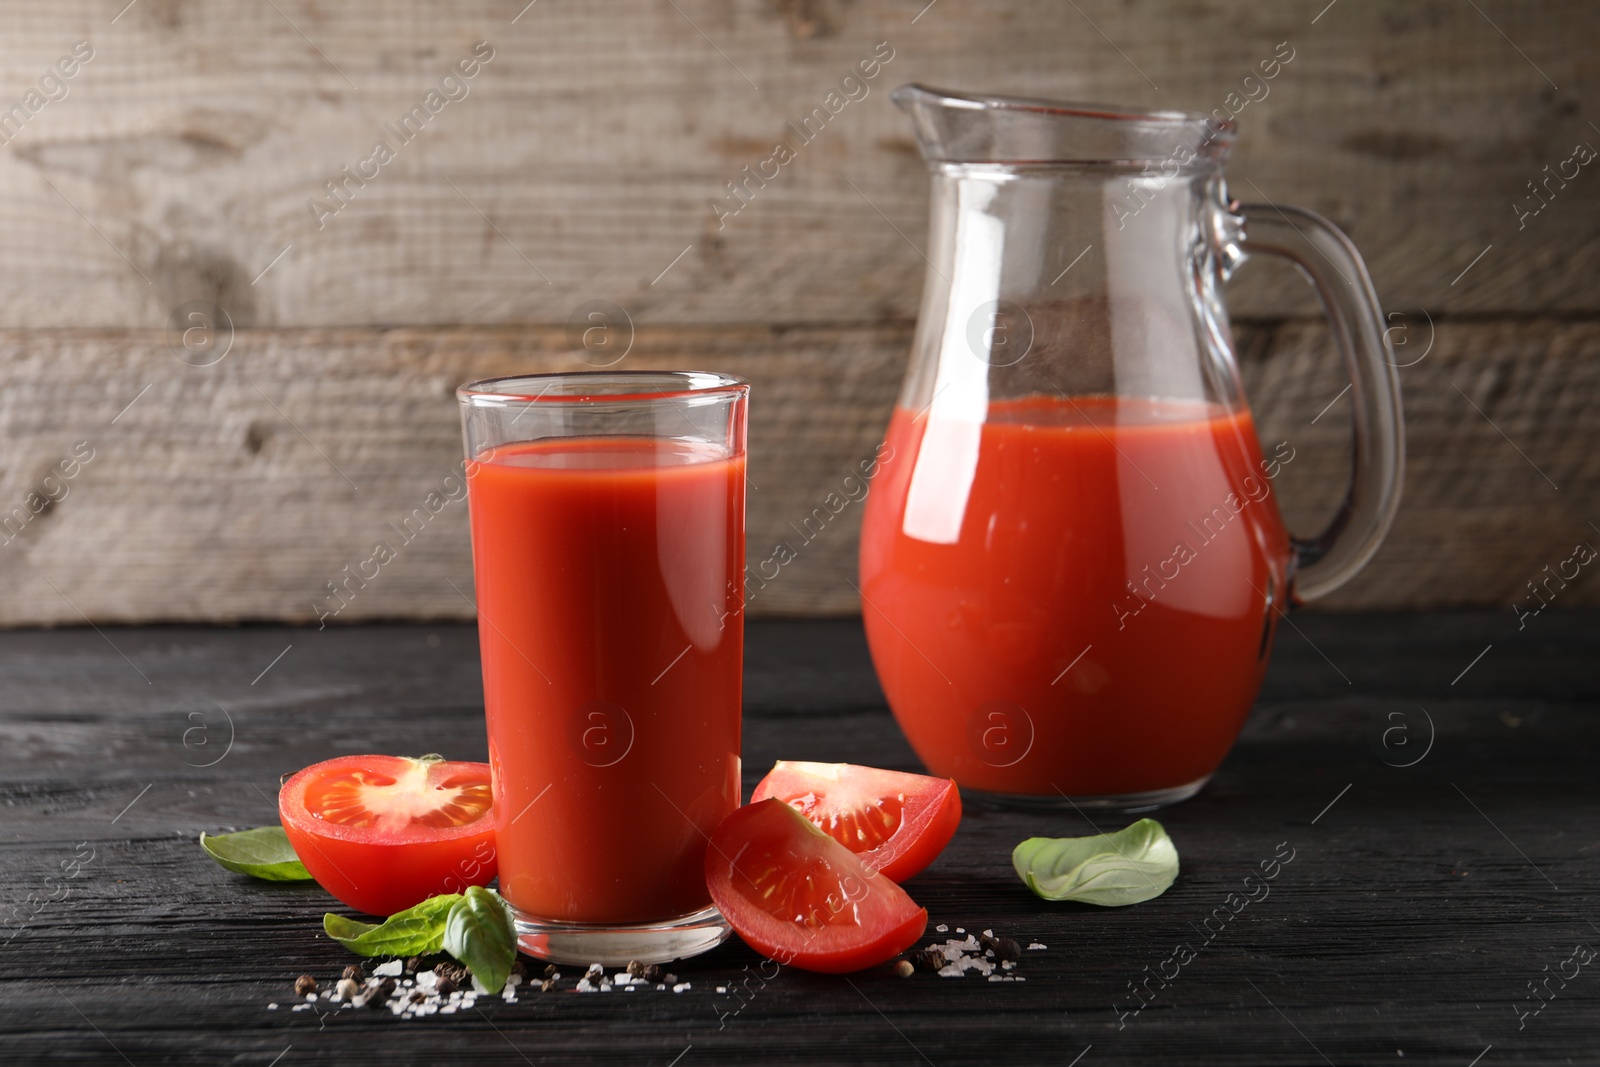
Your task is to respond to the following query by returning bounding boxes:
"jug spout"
[890,83,1234,166]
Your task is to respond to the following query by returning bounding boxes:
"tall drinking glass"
[457,371,748,964]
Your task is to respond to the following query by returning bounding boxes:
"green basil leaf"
[443,886,517,994]
[323,894,463,957]
[199,827,313,882]
[1012,818,1179,906]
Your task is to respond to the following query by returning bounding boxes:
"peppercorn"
[404,955,424,974]
[293,975,318,997]
[662,972,678,986]
[543,963,558,979]
[510,958,528,979]
[894,959,915,978]
[436,977,457,996]
[540,978,555,993]
[641,964,664,983]
[918,946,946,972]
[978,932,1002,956]
[996,937,1023,961]
[626,959,646,978]
[434,962,470,986]
[341,963,364,982]
[370,976,397,1005]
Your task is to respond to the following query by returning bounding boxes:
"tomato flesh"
[706,798,927,973]
[280,755,497,916]
[751,761,961,883]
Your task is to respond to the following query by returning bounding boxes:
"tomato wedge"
[751,761,961,883]
[279,754,497,916]
[706,798,927,973]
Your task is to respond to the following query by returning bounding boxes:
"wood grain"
[0,615,1596,1065]
[0,318,1595,626]
[0,0,1594,329]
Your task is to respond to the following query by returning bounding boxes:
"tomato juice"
[859,395,1291,800]
[467,437,744,924]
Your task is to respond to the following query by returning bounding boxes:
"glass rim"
[910,87,1233,133]
[457,370,749,407]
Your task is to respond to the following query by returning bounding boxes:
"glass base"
[509,902,732,966]
[963,775,1210,813]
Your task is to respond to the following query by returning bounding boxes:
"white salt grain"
[374,959,403,977]
[267,1003,278,1011]
[935,924,948,932]
[1027,943,1047,951]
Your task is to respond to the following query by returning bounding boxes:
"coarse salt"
[373,960,403,977]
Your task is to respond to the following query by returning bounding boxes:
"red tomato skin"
[732,898,928,975]
[279,756,498,916]
[751,762,963,883]
[705,799,928,974]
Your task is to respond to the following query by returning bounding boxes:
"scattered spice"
[274,934,1036,1021]
[433,962,469,987]
[902,927,1041,981]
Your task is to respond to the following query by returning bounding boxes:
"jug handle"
[1232,202,1405,604]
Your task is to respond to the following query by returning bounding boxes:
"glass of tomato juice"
[457,372,748,964]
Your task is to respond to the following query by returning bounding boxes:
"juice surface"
[859,395,1291,797]
[467,436,744,923]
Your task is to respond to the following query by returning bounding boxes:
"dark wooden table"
[2,613,1596,1066]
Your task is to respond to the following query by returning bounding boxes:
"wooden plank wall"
[0,0,1595,624]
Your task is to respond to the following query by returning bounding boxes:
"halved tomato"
[751,761,961,883]
[706,798,927,973]
[279,754,497,916]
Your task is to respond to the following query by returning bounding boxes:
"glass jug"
[859,85,1404,809]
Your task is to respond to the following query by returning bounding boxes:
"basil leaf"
[323,894,463,957]
[199,827,313,882]
[1012,818,1179,906]
[443,886,517,994]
